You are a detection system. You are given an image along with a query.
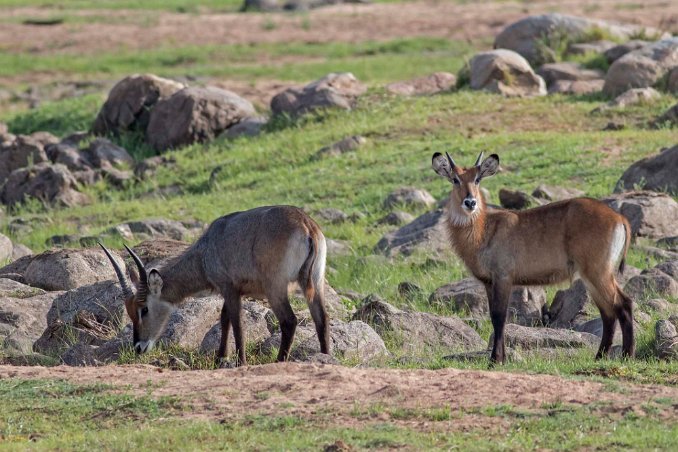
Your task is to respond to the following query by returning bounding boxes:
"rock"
[61,343,99,366]
[146,87,256,151]
[121,218,191,241]
[653,102,678,128]
[378,211,415,226]
[655,261,678,279]
[0,255,34,284]
[383,187,436,209]
[642,298,677,316]
[469,49,546,97]
[325,238,352,257]
[668,67,678,93]
[655,316,678,359]
[624,268,678,300]
[11,243,32,261]
[45,142,91,171]
[83,138,134,169]
[604,38,678,96]
[548,79,605,95]
[61,335,130,366]
[385,72,456,96]
[548,279,590,327]
[602,191,678,239]
[616,146,678,195]
[0,233,13,262]
[242,0,360,12]
[489,323,599,350]
[45,234,79,248]
[499,188,535,209]
[0,288,60,355]
[657,237,678,249]
[532,185,585,202]
[536,62,604,86]
[315,208,348,224]
[92,74,186,135]
[261,319,388,363]
[314,135,366,159]
[223,116,267,139]
[0,134,50,183]
[573,317,624,343]
[159,294,223,349]
[24,248,127,291]
[352,295,485,354]
[271,73,367,117]
[134,155,177,180]
[604,40,650,64]
[397,281,423,300]
[565,40,616,57]
[199,300,274,354]
[126,239,190,269]
[603,87,661,109]
[33,281,124,355]
[374,209,449,257]
[494,13,666,66]
[0,162,89,207]
[430,278,546,326]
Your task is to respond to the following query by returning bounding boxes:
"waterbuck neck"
[157,244,210,304]
[446,201,488,275]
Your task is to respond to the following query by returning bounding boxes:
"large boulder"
[0,134,52,183]
[604,38,678,96]
[430,278,546,326]
[92,74,186,135]
[200,300,274,354]
[547,279,590,327]
[624,267,678,300]
[655,316,678,359]
[146,87,256,151]
[24,248,127,291]
[159,294,223,349]
[469,49,546,97]
[615,146,677,195]
[494,14,666,66]
[602,191,678,239]
[604,40,650,64]
[385,72,456,96]
[374,209,449,257]
[271,73,367,117]
[352,295,484,354]
[0,162,89,207]
[489,323,599,350]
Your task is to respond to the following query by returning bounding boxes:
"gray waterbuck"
[100,205,329,366]
[431,151,634,364]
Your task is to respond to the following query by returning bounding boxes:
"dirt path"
[2,362,677,427]
[2,0,676,56]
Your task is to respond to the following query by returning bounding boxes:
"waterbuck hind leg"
[487,278,512,366]
[270,296,298,362]
[222,286,246,366]
[616,288,635,358]
[217,306,231,363]
[595,311,617,360]
[308,292,330,355]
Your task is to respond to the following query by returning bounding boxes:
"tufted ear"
[478,154,500,180]
[432,152,456,180]
[148,269,163,296]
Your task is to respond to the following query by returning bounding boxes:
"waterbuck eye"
[140,306,149,317]
[452,178,460,185]
[474,178,481,185]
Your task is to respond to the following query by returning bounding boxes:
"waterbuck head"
[99,243,176,354]
[431,151,499,223]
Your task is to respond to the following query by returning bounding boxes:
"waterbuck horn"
[98,242,134,300]
[445,152,457,169]
[474,151,484,167]
[124,244,148,301]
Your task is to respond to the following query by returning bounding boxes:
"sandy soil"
[1,362,677,427]
[2,0,676,56]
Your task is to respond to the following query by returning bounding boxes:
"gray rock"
[602,191,678,239]
[642,298,678,316]
[385,72,456,96]
[624,268,678,300]
[0,233,13,263]
[325,238,352,257]
[532,185,585,201]
[314,135,366,159]
[352,295,485,354]
[499,188,535,209]
[0,162,89,207]
[602,87,661,110]
[573,317,623,343]
[537,62,604,86]
[489,323,599,350]
[83,138,134,169]
[291,282,348,320]
[315,208,348,224]
[430,278,546,326]
[548,79,605,95]
[378,211,415,226]
[223,116,267,139]
[134,155,177,180]
[616,145,677,195]
[0,289,60,355]
[604,40,650,64]
[655,260,678,279]
[469,49,546,97]
[374,209,449,257]
[92,74,186,135]
[565,40,616,57]
[271,73,367,117]
[397,281,423,300]
[160,294,223,349]
[655,316,678,359]
[200,300,274,354]
[0,134,51,183]
[548,279,590,327]
[384,187,436,209]
[146,87,256,151]
[604,38,678,96]
[653,102,678,128]
[122,218,191,241]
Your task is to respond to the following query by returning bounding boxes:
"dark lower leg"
[217,308,231,362]
[595,311,616,360]
[488,278,511,366]
[309,294,330,355]
[272,300,297,362]
[616,290,635,358]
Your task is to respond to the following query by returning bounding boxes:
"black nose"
[464,199,477,209]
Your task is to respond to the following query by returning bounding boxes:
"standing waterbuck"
[431,151,634,364]
[99,205,329,366]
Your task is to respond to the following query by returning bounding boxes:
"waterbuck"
[99,205,329,366]
[431,151,634,364]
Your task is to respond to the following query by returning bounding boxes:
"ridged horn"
[445,152,457,169]
[474,151,484,167]
[124,244,148,301]
[98,242,134,300]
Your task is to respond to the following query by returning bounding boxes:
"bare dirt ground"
[2,0,677,56]
[1,362,677,427]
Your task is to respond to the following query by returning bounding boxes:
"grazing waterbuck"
[99,205,329,366]
[431,151,634,364]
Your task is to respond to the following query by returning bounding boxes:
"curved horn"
[474,151,484,167]
[445,152,457,169]
[124,244,148,301]
[98,242,134,300]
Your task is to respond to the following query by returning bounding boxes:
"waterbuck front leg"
[486,277,512,365]
[216,304,231,365]
[221,284,246,366]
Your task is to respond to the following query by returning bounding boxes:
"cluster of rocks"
[462,13,675,104]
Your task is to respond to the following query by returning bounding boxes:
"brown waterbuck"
[99,205,329,366]
[431,151,634,364]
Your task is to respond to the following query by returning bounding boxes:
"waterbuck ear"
[431,152,454,180]
[478,154,500,179]
[148,269,163,296]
